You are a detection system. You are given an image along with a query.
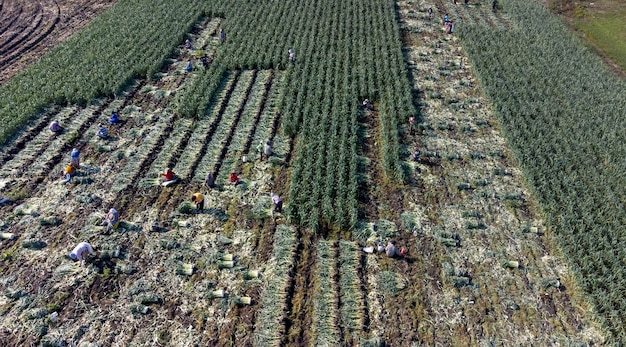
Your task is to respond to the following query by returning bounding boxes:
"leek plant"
[253,225,296,346]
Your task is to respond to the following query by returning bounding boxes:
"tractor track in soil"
[0,0,117,84]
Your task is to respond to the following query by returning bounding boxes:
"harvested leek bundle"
[234,296,252,305]
[139,294,160,305]
[208,289,225,298]
[130,304,149,315]
[0,233,14,240]
[219,260,234,269]
[502,260,519,269]
[176,263,194,275]
[243,270,259,280]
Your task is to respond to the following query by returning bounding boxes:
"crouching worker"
[109,111,120,124]
[191,193,204,210]
[70,148,80,168]
[270,193,283,213]
[61,164,76,184]
[49,120,62,134]
[229,172,240,186]
[101,208,119,231]
[161,168,178,186]
[97,124,108,138]
[205,172,215,189]
[70,242,94,267]
[385,241,405,258]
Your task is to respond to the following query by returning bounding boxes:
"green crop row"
[458,0,626,341]
[312,240,340,345]
[173,0,415,230]
[0,0,215,146]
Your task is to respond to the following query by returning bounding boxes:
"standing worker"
[492,0,497,10]
[288,49,295,63]
[70,242,94,267]
[219,29,226,42]
[191,192,204,210]
[185,60,193,72]
[205,172,215,188]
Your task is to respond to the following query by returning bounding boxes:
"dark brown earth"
[0,0,117,84]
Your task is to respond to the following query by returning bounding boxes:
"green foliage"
[0,0,213,146]
[460,0,626,339]
[250,196,272,220]
[576,9,626,72]
[374,219,397,240]
[377,271,404,295]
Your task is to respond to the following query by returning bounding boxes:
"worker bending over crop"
[70,148,80,168]
[49,120,61,134]
[97,124,108,138]
[61,164,76,184]
[109,111,120,124]
[230,172,240,186]
[271,193,283,213]
[162,168,178,186]
[70,242,94,266]
[385,241,406,258]
[288,49,295,63]
[191,193,204,210]
[101,208,120,231]
[362,99,372,111]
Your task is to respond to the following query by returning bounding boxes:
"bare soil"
[0,0,117,84]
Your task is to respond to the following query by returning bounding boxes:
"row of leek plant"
[252,224,297,347]
[0,0,215,146]
[174,0,415,230]
[174,71,255,180]
[338,240,365,339]
[458,0,626,340]
[312,240,340,346]
[216,70,272,183]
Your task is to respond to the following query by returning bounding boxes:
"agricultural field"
[0,0,624,345]
[0,0,117,84]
